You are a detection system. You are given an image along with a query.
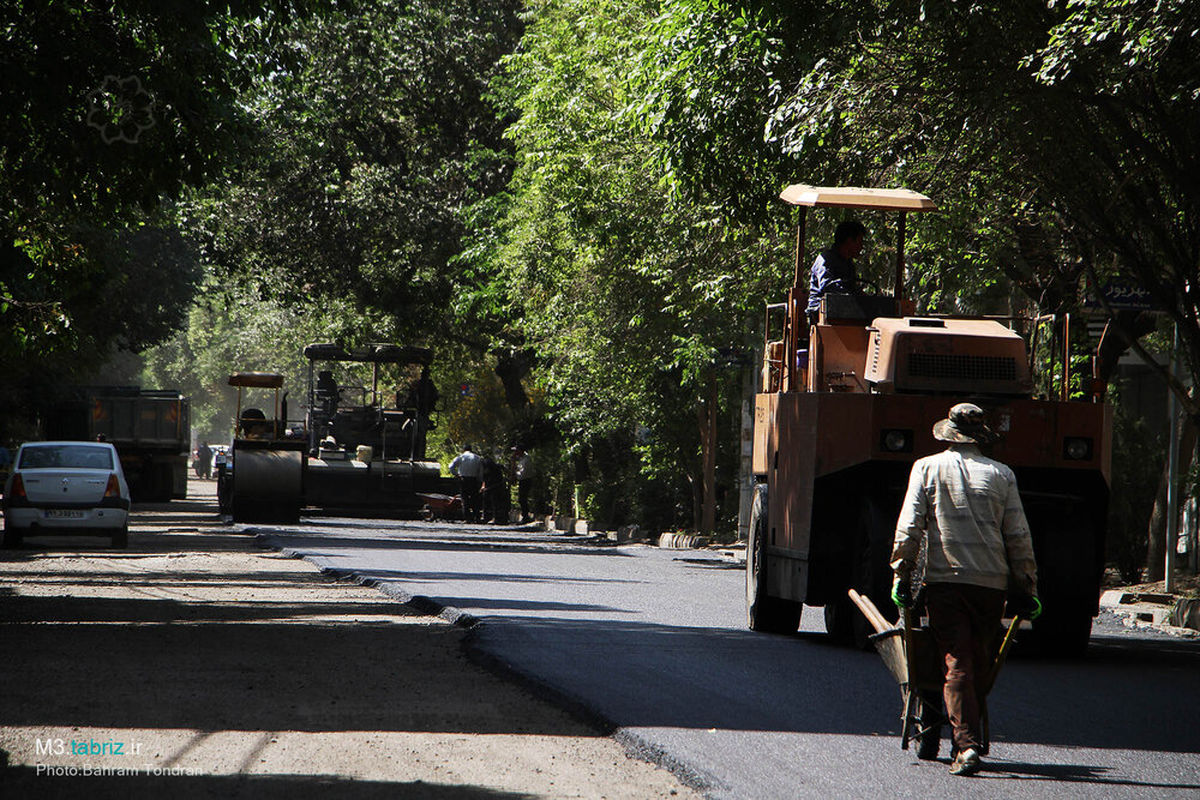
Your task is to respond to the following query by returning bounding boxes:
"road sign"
[1086,281,1155,311]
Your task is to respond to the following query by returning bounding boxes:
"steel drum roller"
[232,449,303,502]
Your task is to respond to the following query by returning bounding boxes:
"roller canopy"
[228,372,285,388]
[303,343,433,365]
[779,184,936,212]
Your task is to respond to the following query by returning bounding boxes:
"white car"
[2,441,131,548]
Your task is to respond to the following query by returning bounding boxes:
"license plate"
[46,509,86,519]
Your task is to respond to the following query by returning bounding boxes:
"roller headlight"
[1063,437,1093,461]
[881,429,913,453]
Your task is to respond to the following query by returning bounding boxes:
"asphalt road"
[257,518,1200,800]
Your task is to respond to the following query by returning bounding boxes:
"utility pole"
[1166,323,1180,592]
[701,372,717,535]
[738,355,755,542]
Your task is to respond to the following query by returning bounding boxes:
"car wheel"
[111,525,129,549]
[2,526,22,549]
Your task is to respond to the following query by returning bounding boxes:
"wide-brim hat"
[932,402,995,444]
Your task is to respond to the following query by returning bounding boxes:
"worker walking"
[197,441,213,479]
[890,402,1041,776]
[450,444,485,523]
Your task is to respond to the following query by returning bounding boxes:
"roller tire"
[746,484,801,635]
[1024,498,1099,659]
[1028,602,1093,658]
[823,595,856,645]
[826,490,895,648]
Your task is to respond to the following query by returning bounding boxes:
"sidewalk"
[0,479,701,799]
[1099,576,1200,638]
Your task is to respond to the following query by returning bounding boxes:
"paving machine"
[747,184,1111,657]
[302,343,456,514]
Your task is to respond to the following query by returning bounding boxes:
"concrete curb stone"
[1099,589,1200,638]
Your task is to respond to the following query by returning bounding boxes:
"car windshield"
[19,445,114,470]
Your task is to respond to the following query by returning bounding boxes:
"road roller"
[223,372,306,524]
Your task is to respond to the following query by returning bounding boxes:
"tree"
[186,0,523,343]
[482,0,790,532]
[0,1,313,437]
[633,0,1200,570]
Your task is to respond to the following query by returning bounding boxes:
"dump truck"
[747,185,1111,657]
[44,387,191,502]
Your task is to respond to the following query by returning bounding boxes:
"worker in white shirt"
[450,444,485,523]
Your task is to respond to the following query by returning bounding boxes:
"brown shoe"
[949,747,981,776]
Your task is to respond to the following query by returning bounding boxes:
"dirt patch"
[1118,575,1200,598]
[0,479,701,799]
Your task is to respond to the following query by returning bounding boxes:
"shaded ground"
[0,479,700,799]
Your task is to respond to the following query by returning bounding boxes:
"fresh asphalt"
[255,518,1200,800]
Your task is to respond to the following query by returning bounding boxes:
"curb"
[251,528,714,796]
[1099,589,1200,638]
[253,530,480,629]
[657,533,709,549]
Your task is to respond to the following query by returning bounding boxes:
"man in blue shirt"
[806,219,867,321]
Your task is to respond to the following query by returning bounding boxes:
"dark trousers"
[460,476,481,522]
[517,478,532,521]
[925,582,1006,754]
[482,483,509,523]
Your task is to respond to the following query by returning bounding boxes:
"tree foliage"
[479,0,791,528]
[186,0,523,344]
[0,1,312,437]
[10,0,1199,548]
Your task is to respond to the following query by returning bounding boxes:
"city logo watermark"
[86,75,155,144]
[35,738,143,756]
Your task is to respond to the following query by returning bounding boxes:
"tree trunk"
[687,471,700,532]
[493,349,532,410]
[1145,414,1197,582]
[693,396,706,532]
[1093,311,1159,388]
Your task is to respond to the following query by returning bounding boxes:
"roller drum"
[231,448,303,523]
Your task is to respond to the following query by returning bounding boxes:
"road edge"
[252,529,718,797]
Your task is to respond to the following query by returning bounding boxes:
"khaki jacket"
[891,444,1037,594]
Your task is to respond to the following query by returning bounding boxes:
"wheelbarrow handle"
[998,615,1023,658]
[981,615,1024,697]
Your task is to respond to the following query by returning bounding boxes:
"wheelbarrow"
[417,492,463,521]
[848,588,1023,760]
